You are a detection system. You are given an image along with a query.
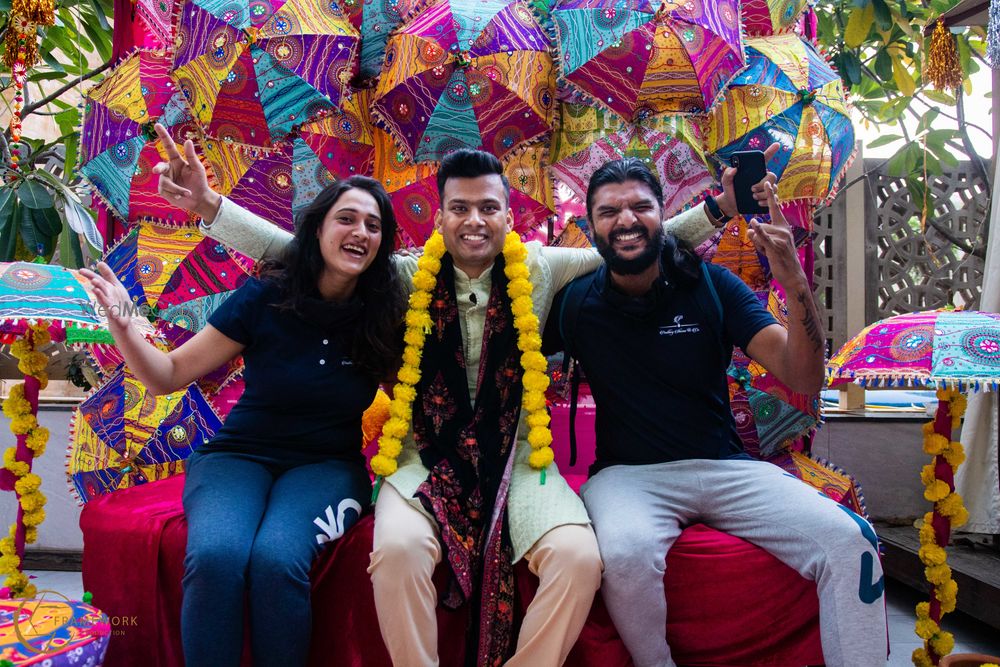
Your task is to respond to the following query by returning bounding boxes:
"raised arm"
[151,124,292,261]
[80,263,244,395]
[743,183,825,394]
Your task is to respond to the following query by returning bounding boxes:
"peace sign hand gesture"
[151,124,222,222]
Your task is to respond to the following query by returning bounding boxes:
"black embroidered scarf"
[412,254,523,666]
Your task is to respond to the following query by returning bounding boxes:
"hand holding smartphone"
[731,150,769,216]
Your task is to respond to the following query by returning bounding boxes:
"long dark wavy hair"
[586,157,703,288]
[261,176,406,381]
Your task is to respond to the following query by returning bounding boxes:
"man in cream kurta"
[153,129,723,666]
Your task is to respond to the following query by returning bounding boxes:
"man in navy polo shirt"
[547,157,887,667]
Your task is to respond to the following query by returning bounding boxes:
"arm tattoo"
[796,292,824,353]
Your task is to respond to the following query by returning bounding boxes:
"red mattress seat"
[81,474,823,667]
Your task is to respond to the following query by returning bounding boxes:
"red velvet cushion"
[81,476,822,667]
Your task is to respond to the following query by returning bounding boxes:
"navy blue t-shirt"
[204,277,377,462]
[548,262,777,474]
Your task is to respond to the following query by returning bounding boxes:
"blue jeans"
[181,450,370,667]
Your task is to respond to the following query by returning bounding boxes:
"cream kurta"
[202,198,718,559]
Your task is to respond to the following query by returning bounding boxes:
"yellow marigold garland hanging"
[911,387,968,667]
[0,322,50,598]
[371,231,554,486]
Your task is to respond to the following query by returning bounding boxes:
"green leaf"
[925,128,959,150]
[80,18,112,62]
[28,70,70,82]
[0,188,16,235]
[88,0,112,31]
[874,49,893,82]
[16,180,54,209]
[866,134,903,148]
[18,202,41,258]
[872,0,892,29]
[923,89,956,105]
[58,223,86,269]
[886,149,909,177]
[64,199,104,251]
[841,52,863,87]
[32,207,63,237]
[916,108,940,134]
[845,4,875,47]
[0,201,18,261]
[0,0,11,10]
[905,176,930,211]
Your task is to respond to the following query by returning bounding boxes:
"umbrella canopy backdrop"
[827,310,1000,667]
[67,363,224,504]
[171,0,361,146]
[550,103,713,217]
[372,0,556,162]
[702,33,854,204]
[551,0,744,120]
[80,51,199,226]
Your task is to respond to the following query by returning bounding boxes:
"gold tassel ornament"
[11,0,55,26]
[926,19,964,91]
[3,21,38,70]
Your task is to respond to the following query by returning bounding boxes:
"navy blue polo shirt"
[204,277,377,462]
[549,262,776,474]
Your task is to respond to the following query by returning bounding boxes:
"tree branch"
[20,60,112,117]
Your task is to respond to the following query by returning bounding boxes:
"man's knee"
[597,530,662,582]
[532,525,603,591]
[369,519,440,580]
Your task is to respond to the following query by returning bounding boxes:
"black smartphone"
[731,150,768,216]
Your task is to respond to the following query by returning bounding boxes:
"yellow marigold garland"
[371,231,554,482]
[913,387,969,666]
[0,322,50,598]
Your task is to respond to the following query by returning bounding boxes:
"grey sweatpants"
[580,459,887,667]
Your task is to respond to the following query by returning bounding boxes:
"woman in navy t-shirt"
[81,176,406,666]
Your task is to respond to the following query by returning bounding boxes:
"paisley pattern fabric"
[0,598,110,666]
[552,0,744,120]
[741,0,807,36]
[702,33,854,204]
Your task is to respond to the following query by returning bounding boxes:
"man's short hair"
[586,158,663,221]
[436,149,511,202]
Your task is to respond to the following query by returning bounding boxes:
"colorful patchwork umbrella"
[172,0,360,146]
[550,103,712,217]
[342,0,421,79]
[826,311,1000,664]
[551,0,744,121]
[702,33,855,204]
[0,262,106,338]
[826,310,1000,391]
[372,0,555,162]
[372,128,554,245]
[80,51,197,225]
[741,0,808,36]
[135,0,183,50]
[201,133,339,227]
[297,88,377,180]
[66,363,223,504]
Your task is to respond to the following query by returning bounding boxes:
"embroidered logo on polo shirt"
[659,314,701,337]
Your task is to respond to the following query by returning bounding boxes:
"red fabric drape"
[81,476,822,667]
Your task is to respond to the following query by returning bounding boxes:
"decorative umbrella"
[134,0,182,50]
[171,0,360,146]
[372,0,555,162]
[67,363,223,504]
[200,133,340,227]
[741,0,808,36]
[297,88,377,180]
[827,310,1000,666]
[80,51,197,225]
[342,0,421,79]
[702,33,855,204]
[551,0,744,121]
[0,262,112,597]
[549,103,712,217]
[372,128,554,245]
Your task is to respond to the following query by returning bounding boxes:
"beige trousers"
[368,484,602,667]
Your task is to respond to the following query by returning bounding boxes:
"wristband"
[704,195,732,226]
